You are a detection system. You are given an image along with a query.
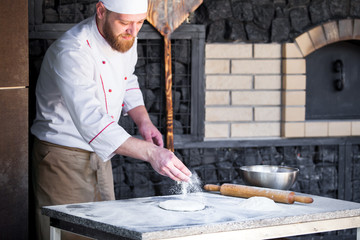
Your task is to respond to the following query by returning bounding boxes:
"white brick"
[283,43,303,58]
[295,32,316,56]
[283,107,305,121]
[232,60,281,74]
[206,91,230,105]
[254,75,281,89]
[206,43,252,59]
[352,121,360,136]
[205,123,229,138]
[329,121,351,136]
[206,107,253,121]
[254,44,281,58]
[283,59,306,74]
[205,60,230,74]
[284,75,306,90]
[305,121,328,137]
[254,107,281,121]
[232,91,281,105]
[231,123,280,137]
[283,122,305,137]
[206,75,252,90]
[283,91,306,106]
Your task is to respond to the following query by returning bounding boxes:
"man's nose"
[126,23,138,37]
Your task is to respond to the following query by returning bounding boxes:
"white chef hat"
[100,0,148,14]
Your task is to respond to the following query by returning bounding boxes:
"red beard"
[103,21,135,53]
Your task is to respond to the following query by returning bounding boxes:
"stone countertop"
[42,192,360,240]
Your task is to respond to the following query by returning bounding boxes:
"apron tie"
[90,153,115,201]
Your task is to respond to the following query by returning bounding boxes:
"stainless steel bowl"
[239,165,299,190]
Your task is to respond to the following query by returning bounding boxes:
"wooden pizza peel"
[146,0,203,152]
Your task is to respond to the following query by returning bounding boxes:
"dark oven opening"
[306,40,360,120]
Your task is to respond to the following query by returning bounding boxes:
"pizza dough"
[159,200,206,212]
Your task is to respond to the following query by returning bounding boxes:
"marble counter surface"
[42,192,360,240]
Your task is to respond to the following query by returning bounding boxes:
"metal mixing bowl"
[239,165,299,190]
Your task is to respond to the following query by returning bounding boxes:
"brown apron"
[32,138,115,240]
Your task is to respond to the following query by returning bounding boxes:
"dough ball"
[159,200,205,212]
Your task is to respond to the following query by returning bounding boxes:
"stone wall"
[192,0,360,43]
[112,143,360,204]
[39,0,360,43]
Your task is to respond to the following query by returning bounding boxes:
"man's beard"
[103,20,135,53]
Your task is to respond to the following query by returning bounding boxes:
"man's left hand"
[138,121,164,147]
[127,106,164,147]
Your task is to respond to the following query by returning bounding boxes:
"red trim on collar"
[96,18,106,40]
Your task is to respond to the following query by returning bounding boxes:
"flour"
[171,172,203,196]
[238,197,283,212]
[162,172,206,212]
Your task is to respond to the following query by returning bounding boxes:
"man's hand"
[122,106,191,181]
[127,106,164,147]
[115,137,191,182]
[147,147,192,182]
[138,120,164,147]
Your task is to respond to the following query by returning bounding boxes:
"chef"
[31,0,192,239]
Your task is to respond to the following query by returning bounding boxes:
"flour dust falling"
[167,172,207,210]
[170,172,203,197]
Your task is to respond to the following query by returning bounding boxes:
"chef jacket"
[31,15,144,161]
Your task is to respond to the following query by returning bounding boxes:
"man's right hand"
[147,146,192,182]
[115,137,191,182]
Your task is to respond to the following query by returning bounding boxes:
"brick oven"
[204,20,360,139]
[29,0,360,239]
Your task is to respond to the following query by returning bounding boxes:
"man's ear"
[96,2,107,20]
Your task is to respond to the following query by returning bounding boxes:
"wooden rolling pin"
[204,184,313,204]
